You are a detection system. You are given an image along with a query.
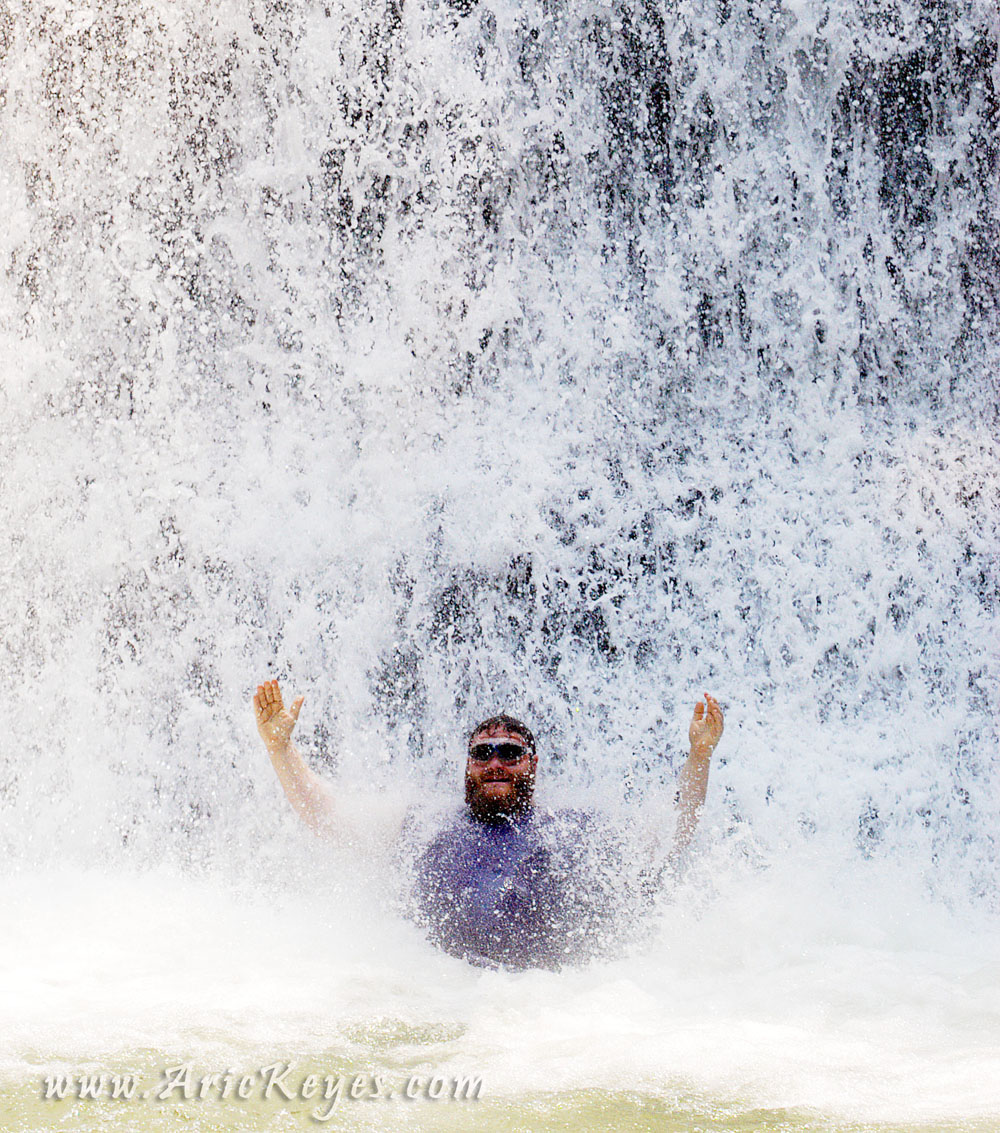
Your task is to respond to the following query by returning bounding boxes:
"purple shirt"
[411,808,623,969]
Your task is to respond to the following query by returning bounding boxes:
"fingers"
[704,691,723,724]
[253,679,287,721]
[690,692,724,755]
[701,692,724,744]
[289,695,304,723]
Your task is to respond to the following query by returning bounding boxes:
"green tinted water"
[4,1045,995,1133]
[8,1085,997,1133]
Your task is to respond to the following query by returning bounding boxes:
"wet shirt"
[410,808,623,970]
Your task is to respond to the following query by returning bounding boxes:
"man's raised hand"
[688,691,724,756]
[253,679,304,752]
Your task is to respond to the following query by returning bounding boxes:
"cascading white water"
[2,0,998,1128]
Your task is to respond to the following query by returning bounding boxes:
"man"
[252,680,724,968]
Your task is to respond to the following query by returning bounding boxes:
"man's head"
[464,714,537,822]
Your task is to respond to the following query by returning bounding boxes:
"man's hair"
[468,714,536,754]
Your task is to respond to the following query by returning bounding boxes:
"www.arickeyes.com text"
[43,1063,482,1121]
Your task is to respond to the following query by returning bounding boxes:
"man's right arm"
[254,680,340,839]
[253,680,408,852]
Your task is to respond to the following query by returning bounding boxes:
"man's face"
[464,723,537,821]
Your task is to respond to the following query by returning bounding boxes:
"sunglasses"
[468,742,531,764]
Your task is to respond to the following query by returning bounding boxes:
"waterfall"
[1,0,998,1125]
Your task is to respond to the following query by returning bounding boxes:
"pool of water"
[3,865,998,1132]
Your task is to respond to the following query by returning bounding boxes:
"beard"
[464,769,535,822]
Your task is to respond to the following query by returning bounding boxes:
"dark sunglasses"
[468,742,531,764]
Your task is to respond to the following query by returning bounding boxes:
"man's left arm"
[668,692,724,866]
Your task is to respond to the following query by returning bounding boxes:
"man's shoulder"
[532,806,593,829]
[401,802,468,849]
[403,804,614,852]
[530,805,620,849]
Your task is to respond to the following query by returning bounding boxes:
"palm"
[689,692,724,751]
[253,680,303,748]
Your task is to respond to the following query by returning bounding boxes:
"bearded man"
[252,681,724,968]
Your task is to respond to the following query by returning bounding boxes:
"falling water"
[1,0,998,1128]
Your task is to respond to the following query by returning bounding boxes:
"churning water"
[1,0,998,1129]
